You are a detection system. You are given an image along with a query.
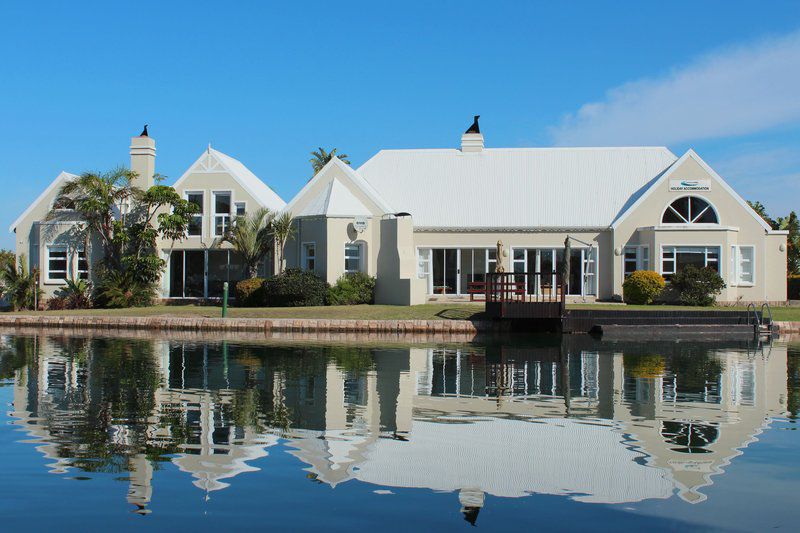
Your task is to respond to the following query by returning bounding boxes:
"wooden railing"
[485,272,567,305]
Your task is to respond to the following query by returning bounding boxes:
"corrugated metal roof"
[357,147,678,228]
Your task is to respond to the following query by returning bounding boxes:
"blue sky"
[2,1,799,249]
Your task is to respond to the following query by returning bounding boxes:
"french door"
[426,248,497,295]
[511,248,596,296]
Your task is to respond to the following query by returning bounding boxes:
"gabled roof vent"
[461,115,484,152]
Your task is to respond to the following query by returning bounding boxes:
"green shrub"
[235,278,266,307]
[93,269,157,308]
[623,270,665,305]
[671,266,726,306]
[789,275,800,300]
[328,272,376,306]
[263,268,329,307]
[54,278,92,309]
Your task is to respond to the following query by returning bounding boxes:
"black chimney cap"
[464,115,480,134]
[140,124,149,137]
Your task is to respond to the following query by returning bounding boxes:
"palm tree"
[48,168,137,270]
[309,147,350,177]
[224,207,275,278]
[0,255,41,310]
[271,211,295,273]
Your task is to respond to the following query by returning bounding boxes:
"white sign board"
[353,217,368,233]
[669,179,711,192]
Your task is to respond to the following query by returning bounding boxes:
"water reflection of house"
[4,334,791,519]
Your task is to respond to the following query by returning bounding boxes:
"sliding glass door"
[169,250,249,298]
[423,248,497,295]
[512,248,597,296]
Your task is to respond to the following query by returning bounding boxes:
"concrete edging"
[0,315,505,335]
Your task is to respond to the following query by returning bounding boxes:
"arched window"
[662,196,718,224]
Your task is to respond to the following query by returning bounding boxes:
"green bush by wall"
[328,272,376,305]
[670,266,726,306]
[235,278,266,307]
[622,270,665,305]
[263,269,329,307]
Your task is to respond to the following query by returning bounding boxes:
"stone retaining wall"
[0,315,505,335]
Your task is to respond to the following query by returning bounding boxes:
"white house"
[10,119,789,304]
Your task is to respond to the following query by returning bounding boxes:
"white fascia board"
[611,149,773,233]
[684,149,774,233]
[172,148,282,210]
[412,226,610,233]
[9,171,78,233]
[283,157,393,217]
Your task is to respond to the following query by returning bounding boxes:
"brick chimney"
[130,125,156,190]
[460,115,484,152]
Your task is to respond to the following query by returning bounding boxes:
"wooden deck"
[484,272,566,320]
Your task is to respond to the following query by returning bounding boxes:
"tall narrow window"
[213,192,232,236]
[731,245,755,286]
[77,248,89,280]
[47,246,68,281]
[302,243,316,271]
[186,192,204,237]
[662,196,719,224]
[344,243,362,274]
[417,248,431,279]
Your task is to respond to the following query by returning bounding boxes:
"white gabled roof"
[9,171,78,233]
[284,157,393,217]
[357,147,678,229]
[173,147,286,211]
[612,149,775,232]
[297,178,373,217]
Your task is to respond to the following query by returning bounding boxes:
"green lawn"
[6,302,800,321]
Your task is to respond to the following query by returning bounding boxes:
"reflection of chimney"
[459,488,485,526]
[130,125,156,190]
[460,115,484,152]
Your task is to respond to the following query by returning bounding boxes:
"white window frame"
[234,201,246,217]
[212,190,233,237]
[46,245,68,284]
[661,195,720,225]
[416,246,498,295]
[730,245,755,287]
[184,190,204,238]
[623,245,650,278]
[302,242,316,272]
[344,242,363,274]
[510,246,598,297]
[77,246,89,280]
[660,245,721,278]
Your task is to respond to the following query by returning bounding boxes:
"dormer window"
[662,196,718,224]
[53,196,75,211]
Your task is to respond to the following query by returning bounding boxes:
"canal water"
[0,331,797,531]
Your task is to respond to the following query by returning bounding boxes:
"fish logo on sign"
[670,179,711,191]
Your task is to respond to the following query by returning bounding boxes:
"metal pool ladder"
[747,302,774,338]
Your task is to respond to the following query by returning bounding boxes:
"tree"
[0,249,14,272]
[47,168,197,303]
[309,147,350,177]
[224,207,275,279]
[777,211,800,275]
[0,255,41,310]
[271,211,295,273]
[747,200,778,229]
